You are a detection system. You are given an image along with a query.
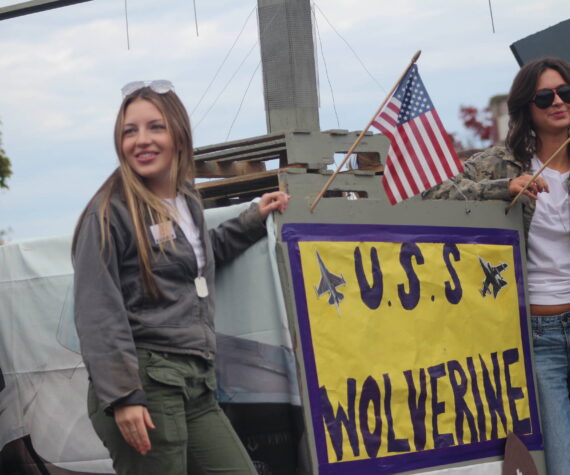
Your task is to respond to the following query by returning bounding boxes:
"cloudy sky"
[0,0,568,241]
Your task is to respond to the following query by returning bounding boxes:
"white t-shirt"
[165,195,205,271]
[526,157,570,305]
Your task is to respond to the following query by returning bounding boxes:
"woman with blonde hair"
[72,80,289,474]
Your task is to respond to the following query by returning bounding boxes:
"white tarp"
[0,203,298,472]
[0,201,506,473]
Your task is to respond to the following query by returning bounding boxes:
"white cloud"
[1,0,570,239]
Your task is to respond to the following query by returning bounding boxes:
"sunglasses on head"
[531,84,570,109]
[121,80,174,98]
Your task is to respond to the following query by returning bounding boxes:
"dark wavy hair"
[506,57,570,167]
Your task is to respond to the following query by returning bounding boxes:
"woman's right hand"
[508,174,549,200]
[114,405,155,455]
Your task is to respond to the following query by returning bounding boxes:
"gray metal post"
[257,0,320,133]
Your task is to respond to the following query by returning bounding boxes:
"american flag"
[372,65,463,205]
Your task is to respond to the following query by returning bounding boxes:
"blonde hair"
[73,87,197,297]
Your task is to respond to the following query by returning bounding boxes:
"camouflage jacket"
[422,146,536,243]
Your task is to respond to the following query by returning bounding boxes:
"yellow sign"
[292,236,534,464]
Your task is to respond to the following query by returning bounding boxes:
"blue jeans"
[531,314,570,475]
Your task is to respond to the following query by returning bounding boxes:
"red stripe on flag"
[373,114,398,132]
[382,150,408,203]
[373,102,399,132]
[396,125,431,191]
[381,101,400,119]
[415,116,450,184]
[383,164,408,205]
[428,111,457,168]
[407,118,443,184]
[386,101,400,114]
[382,128,421,196]
[382,175,397,205]
[419,113,454,178]
[430,110,463,174]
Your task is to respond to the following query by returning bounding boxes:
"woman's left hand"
[258,191,290,220]
[114,405,155,455]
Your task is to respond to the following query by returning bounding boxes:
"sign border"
[283,222,542,474]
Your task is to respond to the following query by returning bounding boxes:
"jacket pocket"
[142,361,187,444]
[127,261,198,327]
[146,366,186,389]
[144,360,186,416]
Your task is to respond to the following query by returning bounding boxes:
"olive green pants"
[88,350,256,475]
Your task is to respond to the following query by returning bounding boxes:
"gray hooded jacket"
[73,190,266,411]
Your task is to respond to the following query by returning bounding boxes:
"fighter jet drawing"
[479,257,508,298]
[314,250,346,312]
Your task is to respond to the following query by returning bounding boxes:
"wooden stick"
[309,50,422,213]
[505,136,570,214]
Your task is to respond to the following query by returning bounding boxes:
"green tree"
[0,121,11,190]
[0,121,12,244]
[0,229,9,245]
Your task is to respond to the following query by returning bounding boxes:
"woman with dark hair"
[72,80,289,474]
[425,57,570,474]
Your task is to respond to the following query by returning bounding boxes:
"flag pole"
[309,50,422,213]
[505,136,570,214]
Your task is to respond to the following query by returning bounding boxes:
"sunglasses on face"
[121,80,174,98]
[531,84,570,109]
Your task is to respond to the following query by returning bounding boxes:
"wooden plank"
[208,149,285,165]
[201,184,279,202]
[196,170,283,203]
[321,129,349,135]
[195,140,286,163]
[194,132,286,155]
[195,161,267,179]
[197,170,280,191]
[321,129,373,137]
